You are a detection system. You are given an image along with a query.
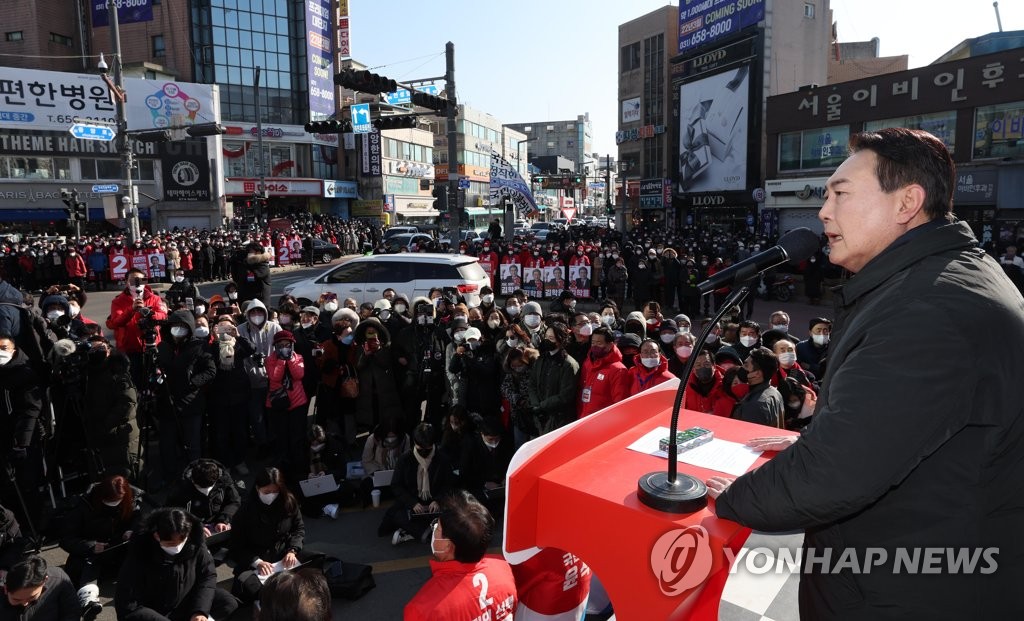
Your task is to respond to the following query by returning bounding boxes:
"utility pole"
[108,0,139,242]
[445,42,459,253]
[254,66,267,222]
[605,153,612,217]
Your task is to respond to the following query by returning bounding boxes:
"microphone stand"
[637,279,754,513]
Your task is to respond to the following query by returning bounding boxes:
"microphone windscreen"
[778,228,821,263]
[54,338,77,358]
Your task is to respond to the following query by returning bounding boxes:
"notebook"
[299,474,340,497]
[371,469,394,488]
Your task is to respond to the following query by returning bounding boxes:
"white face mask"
[279,316,292,326]
[47,310,65,322]
[483,439,500,449]
[173,276,185,283]
[659,334,675,344]
[194,326,210,339]
[772,323,789,333]
[739,335,757,348]
[301,321,314,330]
[249,313,266,326]
[102,499,122,507]
[506,338,520,348]
[481,294,494,305]
[640,356,660,369]
[487,318,501,329]
[778,351,797,366]
[310,442,325,453]
[579,324,593,337]
[323,302,338,312]
[0,351,12,366]
[394,304,406,314]
[506,306,520,317]
[523,315,541,329]
[706,332,719,344]
[170,326,189,338]
[228,292,238,300]
[601,314,615,326]
[812,333,830,346]
[69,305,80,318]
[430,526,447,557]
[675,345,693,359]
[195,305,205,316]
[194,484,215,496]
[259,492,279,505]
[161,541,187,556]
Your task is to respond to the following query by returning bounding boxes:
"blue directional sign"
[350,103,372,134]
[382,84,440,106]
[70,123,116,141]
[458,178,470,190]
[92,184,119,194]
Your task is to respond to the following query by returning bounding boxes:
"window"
[325,262,367,284]
[643,138,662,178]
[49,32,73,47]
[0,156,70,180]
[546,141,555,149]
[523,126,531,132]
[864,111,957,153]
[545,125,554,131]
[367,261,413,283]
[5,32,23,42]
[152,35,165,57]
[974,101,1024,159]
[643,34,664,124]
[804,3,815,18]
[621,42,641,72]
[566,123,575,130]
[778,127,850,171]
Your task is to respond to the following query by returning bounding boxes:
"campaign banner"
[109,248,130,280]
[569,265,591,300]
[523,266,545,299]
[489,150,540,218]
[677,0,765,54]
[91,0,153,28]
[499,263,522,296]
[544,266,567,299]
[0,66,215,133]
[276,238,292,266]
[305,0,335,118]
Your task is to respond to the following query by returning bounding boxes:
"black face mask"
[736,368,749,383]
[539,340,557,354]
[695,367,713,382]
[416,447,433,458]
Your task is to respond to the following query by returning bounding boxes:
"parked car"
[384,233,434,252]
[383,225,420,240]
[282,253,491,307]
[306,238,343,264]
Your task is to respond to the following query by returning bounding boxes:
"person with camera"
[353,319,403,440]
[83,337,139,475]
[313,308,359,443]
[59,473,144,616]
[239,299,281,458]
[205,316,255,476]
[39,292,89,342]
[0,334,43,531]
[154,311,216,485]
[115,507,239,621]
[107,269,168,389]
[0,556,80,621]
[393,297,446,432]
[229,242,273,309]
[265,331,308,477]
[165,268,199,310]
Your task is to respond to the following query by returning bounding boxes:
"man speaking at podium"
[706,128,1024,619]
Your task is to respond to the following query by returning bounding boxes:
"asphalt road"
[53,257,828,620]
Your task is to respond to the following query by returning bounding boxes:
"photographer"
[165,269,199,310]
[206,316,255,476]
[229,242,272,308]
[238,300,281,457]
[0,335,43,529]
[83,337,139,475]
[165,459,240,545]
[154,311,216,484]
[106,269,167,389]
[39,293,88,342]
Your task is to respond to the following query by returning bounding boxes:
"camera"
[252,352,266,368]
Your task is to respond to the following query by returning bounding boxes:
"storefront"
[763,177,829,235]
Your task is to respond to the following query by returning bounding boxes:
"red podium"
[503,380,796,620]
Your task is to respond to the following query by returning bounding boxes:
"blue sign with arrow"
[92,184,119,194]
[351,103,372,134]
[70,123,116,141]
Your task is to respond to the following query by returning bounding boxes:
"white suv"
[282,253,490,306]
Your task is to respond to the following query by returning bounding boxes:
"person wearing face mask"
[732,347,784,427]
[767,310,791,334]
[63,246,88,291]
[564,312,594,367]
[380,423,455,546]
[107,268,168,370]
[577,326,629,419]
[605,256,628,311]
[656,318,679,358]
[477,286,497,317]
[352,320,404,441]
[778,376,818,432]
[359,417,409,506]
[667,330,699,379]
[719,319,761,363]
[458,417,513,512]
[229,468,317,603]
[39,292,87,342]
[548,290,576,316]
[265,331,308,475]
[229,242,273,308]
[796,317,832,377]
[448,327,500,419]
[314,308,360,442]
[165,459,241,549]
[772,334,815,389]
[298,424,350,518]
[389,294,413,330]
[681,348,730,416]
[0,556,81,621]
[502,296,523,325]
[204,316,255,476]
[115,508,239,621]
[404,490,517,620]
[60,474,144,608]
[392,299,446,431]
[477,244,499,289]
[627,338,675,396]
[154,310,217,484]
[517,301,545,348]
[82,339,139,475]
[316,293,340,326]
[0,335,44,525]
[237,298,282,455]
[165,269,199,310]
[498,347,539,449]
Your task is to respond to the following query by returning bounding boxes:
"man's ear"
[895,184,927,225]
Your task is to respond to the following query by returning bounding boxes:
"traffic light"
[534,175,546,184]
[410,90,451,114]
[304,119,353,134]
[606,205,615,215]
[432,186,448,213]
[186,123,226,137]
[334,69,397,95]
[74,198,88,221]
[373,114,418,131]
[573,175,583,184]
[133,129,171,142]
[61,188,75,221]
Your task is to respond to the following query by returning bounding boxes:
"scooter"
[757,274,796,302]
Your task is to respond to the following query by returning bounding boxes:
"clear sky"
[346,0,1023,157]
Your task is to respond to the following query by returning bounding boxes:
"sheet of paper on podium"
[627,426,763,476]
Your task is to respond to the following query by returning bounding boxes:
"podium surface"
[504,380,797,620]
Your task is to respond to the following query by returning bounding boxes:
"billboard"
[91,0,153,28]
[160,139,211,202]
[0,67,216,132]
[305,0,335,118]
[677,0,765,54]
[622,97,641,123]
[678,65,750,193]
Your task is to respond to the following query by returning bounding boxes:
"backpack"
[322,556,375,600]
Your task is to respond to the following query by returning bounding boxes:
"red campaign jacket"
[404,556,517,621]
[577,344,630,418]
[265,352,308,410]
[477,250,499,278]
[568,254,590,267]
[499,254,520,266]
[627,354,676,396]
[64,254,87,278]
[180,251,193,270]
[684,366,729,415]
[511,548,591,618]
[522,256,545,270]
[105,287,167,353]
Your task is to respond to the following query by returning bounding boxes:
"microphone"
[697,228,820,294]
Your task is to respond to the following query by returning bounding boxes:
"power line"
[367,51,443,72]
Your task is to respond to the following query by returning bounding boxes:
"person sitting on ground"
[458,417,513,513]
[257,569,332,621]
[0,504,25,576]
[0,556,79,621]
[164,459,240,546]
[360,418,409,507]
[380,423,455,546]
[115,507,239,621]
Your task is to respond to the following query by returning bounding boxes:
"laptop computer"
[299,474,340,497]
[372,469,394,488]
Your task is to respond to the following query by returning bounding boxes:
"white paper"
[257,560,296,584]
[627,426,762,477]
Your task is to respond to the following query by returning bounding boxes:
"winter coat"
[459,435,514,494]
[207,334,254,405]
[84,352,137,444]
[106,287,167,354]
[236,299,282,356]
[165,459,241,526]
[627,354,676,396]
[683,367,727,415]
[59,486,145,557]
[606,264,628,297]
[0,506,25,571]
[265,350,307,411]
[115,514,218,619]
[230,250,272,308]
[0,566,78,621]
[155,311,216,417]
[577,345,630,418]
[229,493,305,569]
[527,350,579,433]
[732,381,783,427]
[353,320,403,430]
[715,220,1024,620]
[390,448,455,509]
[64,253,87,278]
[0,349,42,448]
[448,343,501,418]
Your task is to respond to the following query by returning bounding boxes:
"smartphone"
[185,297,194,311]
